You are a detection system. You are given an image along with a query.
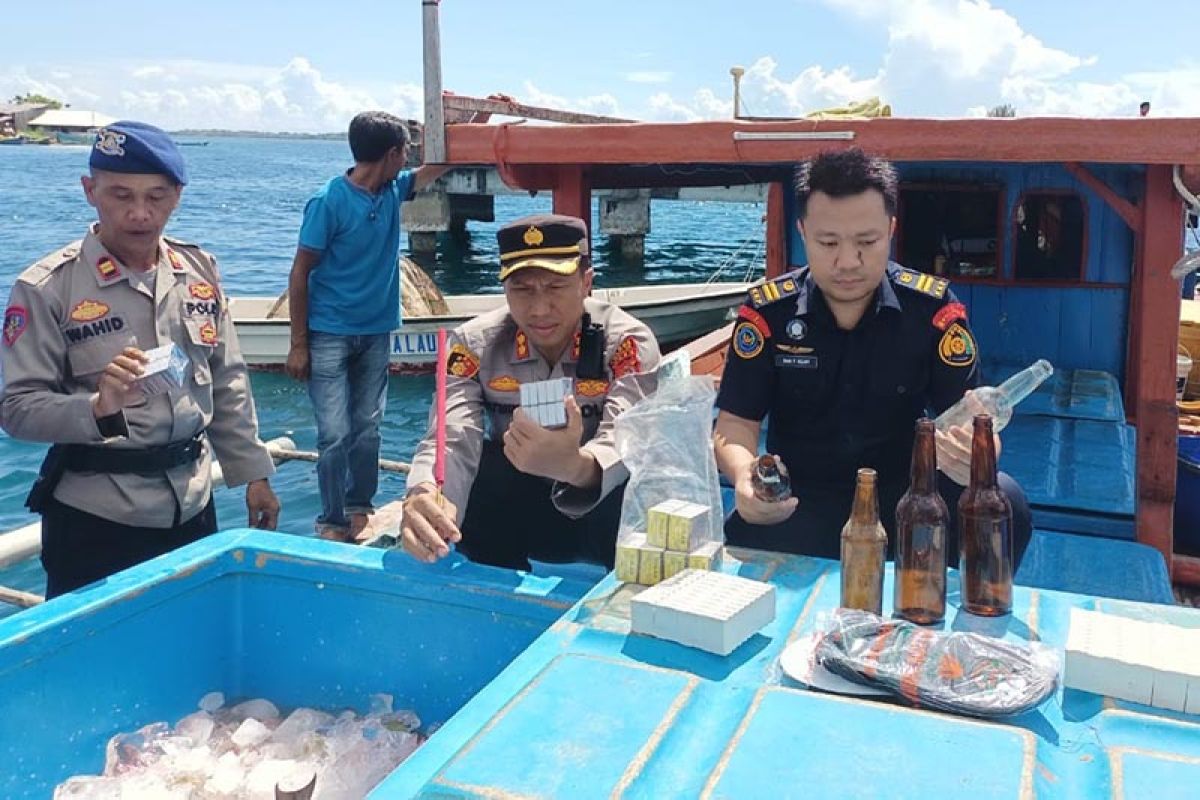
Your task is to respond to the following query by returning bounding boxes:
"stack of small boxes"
[518,377,573,428]
[615,499,723,586]
[136,344,190,395]
[1064,607,1200,714]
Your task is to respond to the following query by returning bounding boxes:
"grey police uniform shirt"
[0,224,276,527]
[408,297,661,522]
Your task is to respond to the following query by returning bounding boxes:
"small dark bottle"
[894,418,948,624]
[959,414,1014,616]
[751,454,791,502]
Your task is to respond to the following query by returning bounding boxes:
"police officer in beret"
[0,120,280,598]
[402,214,661,569]
[714,149,1032,563]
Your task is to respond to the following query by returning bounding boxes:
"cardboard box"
[687,541,724,572]
[668,502,709,552]
[615,533,645,584]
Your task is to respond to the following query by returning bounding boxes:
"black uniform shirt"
[717,263,980,553]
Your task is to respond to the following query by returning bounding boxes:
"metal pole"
[730,66,745,120]
[422,0,447,163]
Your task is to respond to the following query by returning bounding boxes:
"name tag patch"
[776,354,818,369]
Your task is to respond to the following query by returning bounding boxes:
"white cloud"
[0,57,422,133]
[625,71,672,84]
[520,81,624,119]
[638,0,1200,120]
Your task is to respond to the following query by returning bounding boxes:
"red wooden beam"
[553,166,592,234]
[766,182,788,279]
[1133,164,1185,570]
[1063,162,1141,233]
[445,118,1200,168]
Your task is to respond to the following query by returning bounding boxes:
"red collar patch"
[95,256,120,282]
[167,249,187,273]
[514,330,531,361]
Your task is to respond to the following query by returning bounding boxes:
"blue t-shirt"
[298,169,415,335]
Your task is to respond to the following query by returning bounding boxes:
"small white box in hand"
[630,569,776,656]
[136,344,190,396]
[519,377,572,429]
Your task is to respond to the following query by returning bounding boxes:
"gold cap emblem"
[523,225,544,247]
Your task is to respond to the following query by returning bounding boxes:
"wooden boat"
[230,280,751,372]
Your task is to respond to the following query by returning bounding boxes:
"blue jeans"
[307,331,390,530]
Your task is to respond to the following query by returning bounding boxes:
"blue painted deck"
[2,531,1192,798]
[389,546,1200,799]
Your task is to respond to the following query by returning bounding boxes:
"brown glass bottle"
[751,454,791,502]
[958,414,1014,616]
[894,419,948,624]
[840,468,888,615]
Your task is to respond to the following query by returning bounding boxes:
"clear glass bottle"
[935,359,1053,434]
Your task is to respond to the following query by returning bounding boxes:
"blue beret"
[89,120,188,186]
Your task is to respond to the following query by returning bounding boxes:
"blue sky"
[3,0,1197,131]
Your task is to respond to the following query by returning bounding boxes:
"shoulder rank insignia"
[894,267,949,300]
[748,273,802,309]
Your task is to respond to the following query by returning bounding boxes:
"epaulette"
[892,267,949,300]
[163,235,199,249]
[19,242,81,287]
[747,272,803,309]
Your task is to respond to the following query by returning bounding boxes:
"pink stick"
[434,328,448,488]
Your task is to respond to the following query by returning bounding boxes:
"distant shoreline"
[170,130,345,141]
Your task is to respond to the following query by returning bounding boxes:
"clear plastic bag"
[812,608,1060,718]
[613,374,725,547]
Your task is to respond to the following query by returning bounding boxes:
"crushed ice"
[54,692,425,799]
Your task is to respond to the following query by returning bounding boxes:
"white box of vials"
[630,569,776,656]
[518,377,573,429]
[136,343,190,396]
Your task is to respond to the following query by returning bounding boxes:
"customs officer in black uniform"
[714,149,1032,563]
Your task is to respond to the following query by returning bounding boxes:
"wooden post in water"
[422,0,446,164]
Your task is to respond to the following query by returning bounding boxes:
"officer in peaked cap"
[402,213,662,570]
[0,120,280,598]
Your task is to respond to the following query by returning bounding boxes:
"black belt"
[62,433,206,475]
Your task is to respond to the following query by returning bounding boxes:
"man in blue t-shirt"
[285,110,446,540]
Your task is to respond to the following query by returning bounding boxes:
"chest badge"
[70,299,110,322]
[189,282,216,300]
[488,375,519,392]
[785,318,807,340]
[198,320,219,345]
[575,378,609,397]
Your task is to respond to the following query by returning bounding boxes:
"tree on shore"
[987,104,1017,118]
[9,93,62,109]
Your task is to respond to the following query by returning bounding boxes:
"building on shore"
[0,102,51,135]
[27,108,116,144]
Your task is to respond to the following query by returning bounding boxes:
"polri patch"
[733,321,765,359]
[938,322,976,367]
[609,336,642,378]
[932,302,967,331]
[3,306,28,347]
[70,299,110,323]
[447,342,481,379]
